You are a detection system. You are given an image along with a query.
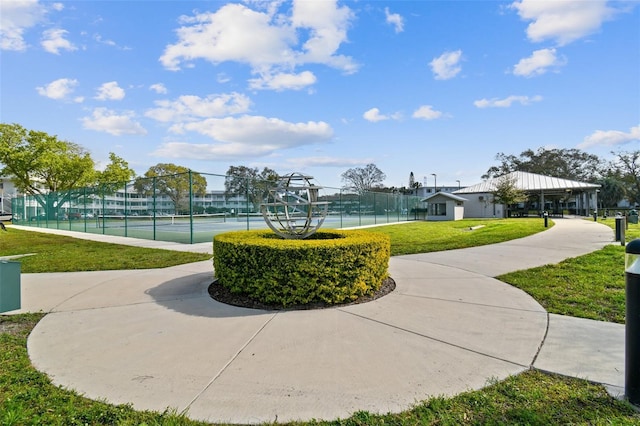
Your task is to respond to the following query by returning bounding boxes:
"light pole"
[456,180,460,190]
[431,173,437,193]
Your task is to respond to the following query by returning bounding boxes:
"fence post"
[124,181,128,237]
[152,176,157,241]
[339,190,343,228]
[83,187,87,233]
[373,192,377,225]
[189,170,193,244]
[101,185,106,234]
[245,176,250,231]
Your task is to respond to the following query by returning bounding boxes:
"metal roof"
[453,171,600,194]
[421,192,468,203]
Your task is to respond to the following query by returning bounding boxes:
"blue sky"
[1,0,639,190]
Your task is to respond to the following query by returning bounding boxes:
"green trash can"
[630,210,639,225]
[0,260,21,313]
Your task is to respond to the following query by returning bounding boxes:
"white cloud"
[248,70,317,91]
[41,28,76,54]
[217,73,231,84]
[363,108,386,122]
[95,81,125,101]
[412,105,443,120]
[149,83,168,94]
[36,77,79,100]
[513,48,566,77]
[290,0,356,71]
[363,107,402,123]
[0,0,47,50]
[510,0,616,46]
[81,108,147,136]
[159,1,357,90]
[577,125,640,149]
[430,50,462,80]
[160,4,292,70]
[385,7,404,33]
[94,33,131,50]
[474,95,543,108]
[153,115,333,160]
[93,34,115,47]
[145,93,251,123]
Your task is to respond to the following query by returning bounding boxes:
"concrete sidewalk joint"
[5,217,622,424]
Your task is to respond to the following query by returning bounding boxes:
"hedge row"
[213,230,390,307]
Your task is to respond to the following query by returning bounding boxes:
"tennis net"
[96,213,227,228]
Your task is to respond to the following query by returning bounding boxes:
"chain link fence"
[10,171,424,244]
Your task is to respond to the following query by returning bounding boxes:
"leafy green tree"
[0,123,95,217]
[596,176,626,209]
[483,148,604,182]
[341,163,386,194]
[134,164,207,214]
[491,174,528,218]
[612,150,640,206]
[96,152,136,193]
[224,165,278,212]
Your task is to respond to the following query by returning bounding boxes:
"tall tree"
[224,165,278,211]
[491,174,527,217]
[341,163,386,194]
[134,164,207,214]
[483,148,604,182]
[612,150,640,206]
[0,123,96,216]
[97,153,136,190]
[409,172,415,190]
[596,176,626,209]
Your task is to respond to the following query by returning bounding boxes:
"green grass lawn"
[0,227,211,273]
[1,220,639,425]
[365,218,548,256]
[2,315,637,425]
[497,218,640,324]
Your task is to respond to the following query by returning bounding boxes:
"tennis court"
[24,213,414,244]
[12,171,424,244]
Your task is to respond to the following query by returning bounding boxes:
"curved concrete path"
[8,218,623,424]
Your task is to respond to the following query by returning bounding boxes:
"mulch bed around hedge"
[208,277,396,311]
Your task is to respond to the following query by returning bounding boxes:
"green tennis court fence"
[10,171,424,244]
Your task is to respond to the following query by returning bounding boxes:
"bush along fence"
[10,171,424,244]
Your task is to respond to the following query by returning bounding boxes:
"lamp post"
[431,173,437,194]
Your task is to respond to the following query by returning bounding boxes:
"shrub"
[213,230,390,307]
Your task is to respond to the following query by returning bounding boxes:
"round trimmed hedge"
[213,230,390,307]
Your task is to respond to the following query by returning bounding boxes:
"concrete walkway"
[5,218,624,424]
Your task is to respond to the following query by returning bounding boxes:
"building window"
[429,203,446,216]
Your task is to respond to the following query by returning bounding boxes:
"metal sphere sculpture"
[261,173,329,239]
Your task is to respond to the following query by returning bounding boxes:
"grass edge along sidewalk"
[497,218,640,324]
[1,314,638,425]
[0,227,212,273]
[1,220,639,424]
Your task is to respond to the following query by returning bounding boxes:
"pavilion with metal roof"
[452,171,601,218]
